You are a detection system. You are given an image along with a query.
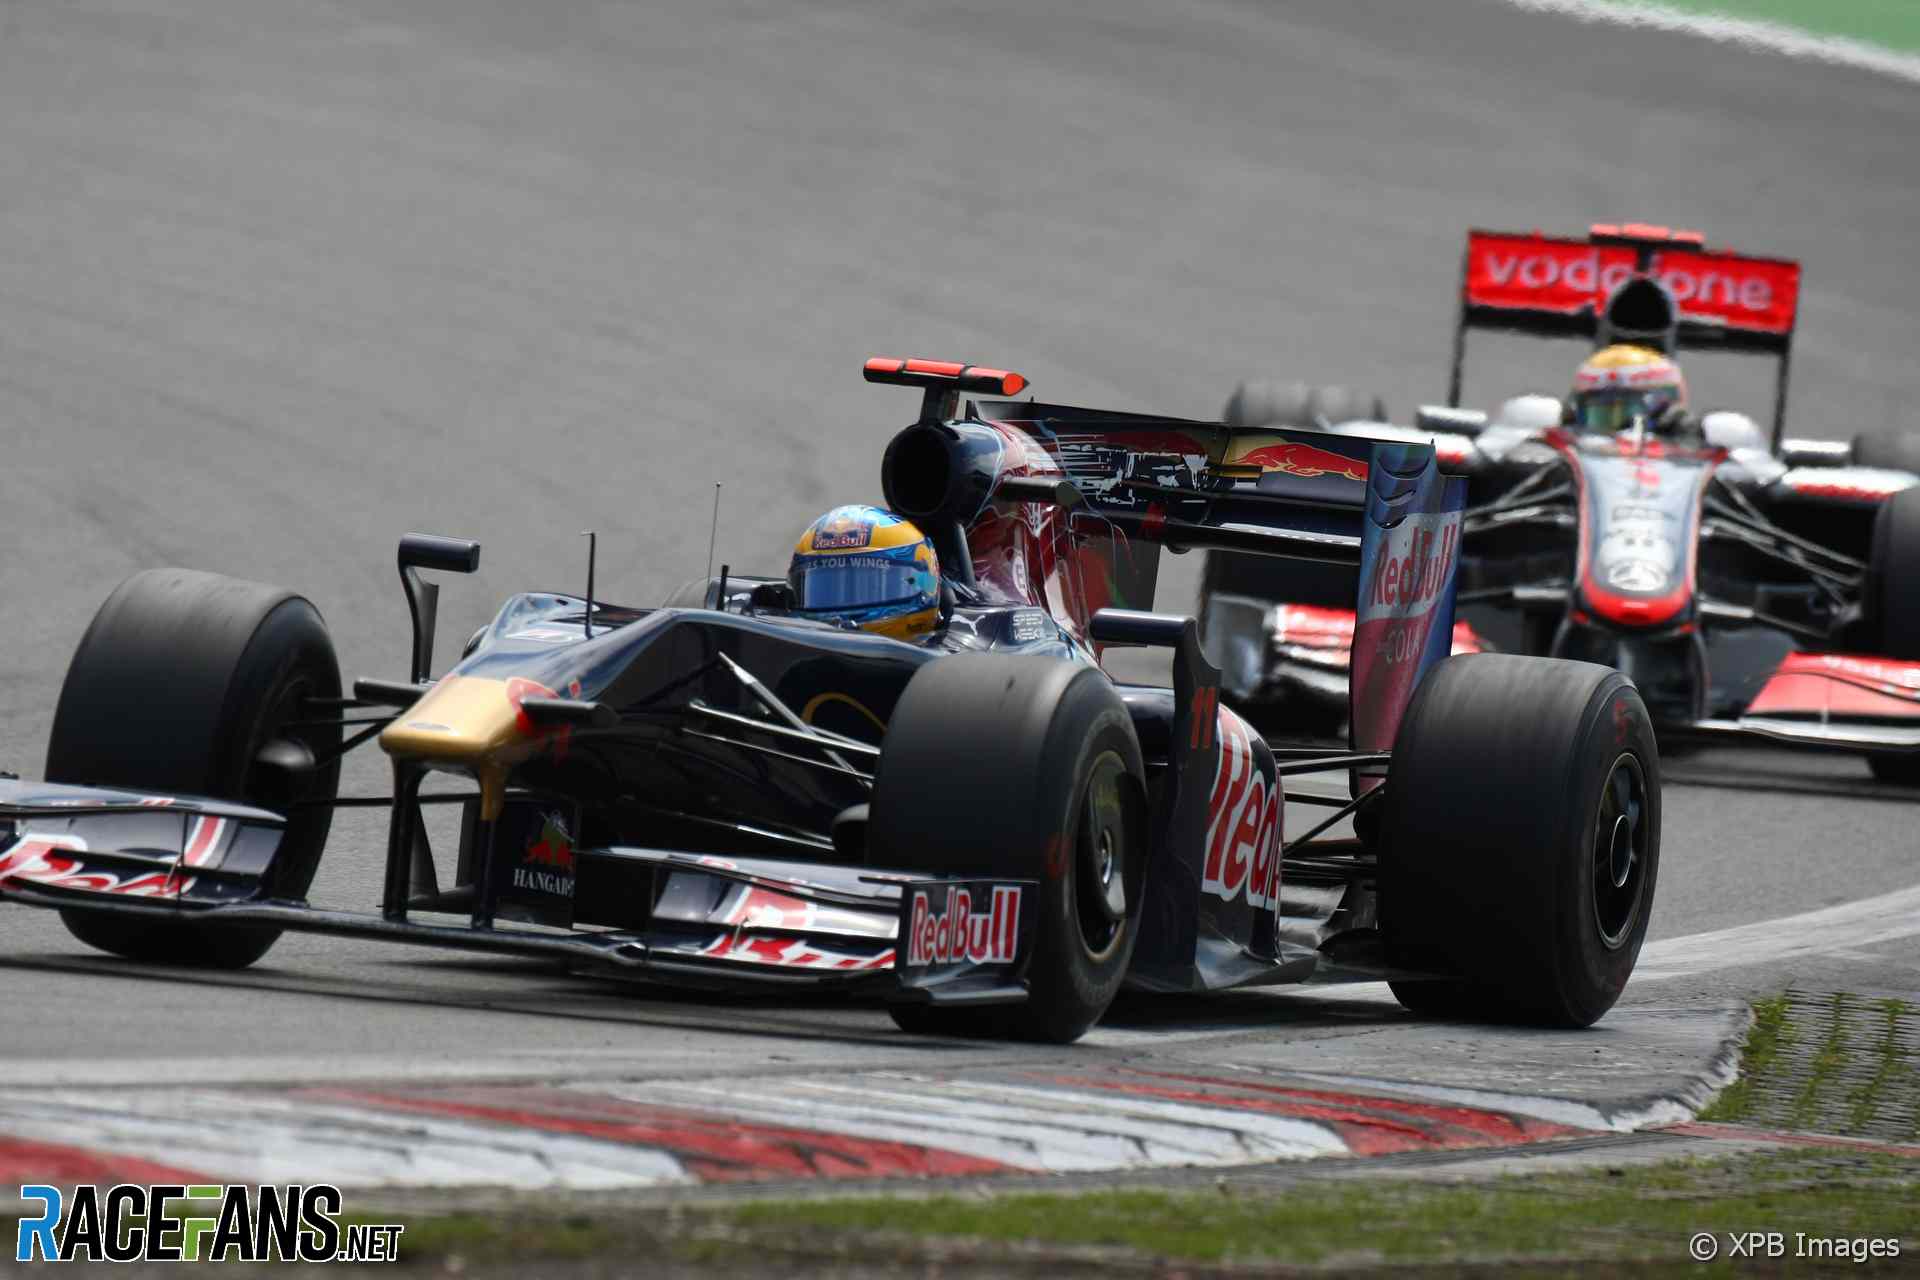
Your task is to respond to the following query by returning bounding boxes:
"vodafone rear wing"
[1447,224,1802,444]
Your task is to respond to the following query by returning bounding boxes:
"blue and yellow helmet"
[788,505,941,640]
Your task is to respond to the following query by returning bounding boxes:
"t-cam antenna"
[581,530,597,639]
[705,482,723,584]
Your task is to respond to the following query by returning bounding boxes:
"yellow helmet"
[1570,344,1688,433]
[788,505,941,640]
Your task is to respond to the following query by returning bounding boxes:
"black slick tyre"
[1850,428,1920,477]
[869,655,1146,1043]
[1866,487,1920,783]
[1222,381,1387,431]
[1380,653,1660,1027]
[46,569,342,967]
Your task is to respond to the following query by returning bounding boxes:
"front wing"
[0,780,1037,1005]
[1678,651,1920,754]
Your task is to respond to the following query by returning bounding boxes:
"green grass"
[719,1150,1919,1269]
[1699,990,1919,1138]
[1699,991,1793,1123]
[345,1211,624,1261]
[1847,998,1917,1139]
[1793,990,1855,1128]
[1598,0,1920,55]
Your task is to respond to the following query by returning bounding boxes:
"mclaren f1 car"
[1,357,1662,1040]
[1206,223,1920,783]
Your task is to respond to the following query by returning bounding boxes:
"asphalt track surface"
[1,0,1915,1137]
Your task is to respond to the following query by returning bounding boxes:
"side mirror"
[1700,411,1766,453]
[1490,394,1566,433]
[1777,437,1851,468]
[398,533,481,683]
[1415,405,1489,437]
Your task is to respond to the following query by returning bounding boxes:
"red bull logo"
[1234,441,1368,482]
[524,812,574,872]
[1352,509,1463,761]
[812,511,874,550]
[1360,518,1459,619]
[906,885,1021,967]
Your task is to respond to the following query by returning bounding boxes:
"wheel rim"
[1592,752,1648,949]
[244,672,337,815]
[1073,751,1131,958]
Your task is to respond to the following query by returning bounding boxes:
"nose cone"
[379,675,536,766]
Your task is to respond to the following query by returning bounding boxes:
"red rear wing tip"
[864,357,1028,397]
[1589,221,1705,247]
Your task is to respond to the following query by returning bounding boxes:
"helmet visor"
[1573,387,1678,433]
[790,553,932,612]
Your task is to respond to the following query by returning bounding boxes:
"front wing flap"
[0,779,285,903]
[1701,651,1920,753]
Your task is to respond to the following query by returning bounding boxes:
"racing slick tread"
[871,654,1146,1043]
[1866,487,1920,783]
[46,568,342,967]
[1380,653,1661,1027]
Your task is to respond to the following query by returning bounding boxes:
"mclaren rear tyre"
[1866,486,1920,783]
[870,655,1147,1043]
[1380,653,1660,1028]
[47,569,343,967]
[1850,428,1920,477]
[1222,380,1388,432]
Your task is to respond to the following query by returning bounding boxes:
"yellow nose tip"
[377,675,524,766]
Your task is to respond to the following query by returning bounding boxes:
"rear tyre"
[1850,428,1920,477]
[1380,653,1660,1027]
[1222,381,1388,431]
[47,569,342,967]
[1866,487,1920,783]
[870,655,1146,1043]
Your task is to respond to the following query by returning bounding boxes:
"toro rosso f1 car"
[1207,224,1920,783]
[0,358,1662,1040]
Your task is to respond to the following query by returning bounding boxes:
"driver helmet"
[1569,344,1688,434]
[788,505,941,640]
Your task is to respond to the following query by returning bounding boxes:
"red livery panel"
[1746,653,1920,718]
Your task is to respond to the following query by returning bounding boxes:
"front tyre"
[1866,487,1920,784]
[1380,653,1660,1027]
[47,569,342,967]
[869,655,1146,1043]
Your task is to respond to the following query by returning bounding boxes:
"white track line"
[1632,882,1920,981]
[1501,0,1920,84]
[1282,881,1920,1005]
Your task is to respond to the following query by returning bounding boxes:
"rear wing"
[869,357,1465,757]
[972,398,1372,567]
[865,355,1471,586]
[1448,224,1802,445]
